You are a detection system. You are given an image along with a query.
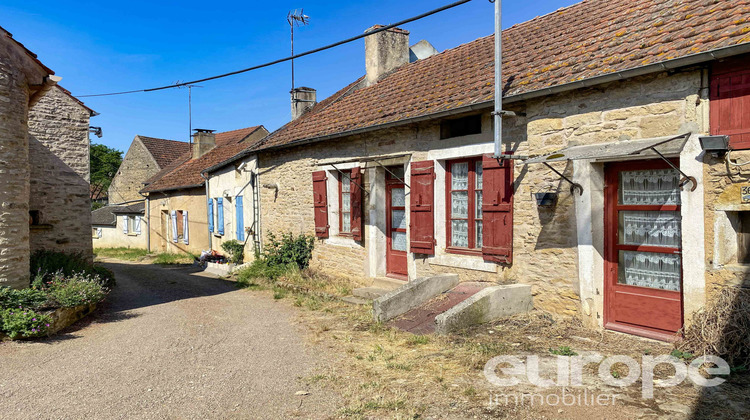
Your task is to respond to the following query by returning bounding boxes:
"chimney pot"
[291,87,317,121]
[365,25,410,86]
[192,129,216,159]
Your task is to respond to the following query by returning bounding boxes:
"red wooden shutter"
[409,160,435,254]
[350,167,363,241]
[312,171,329,238]
[482,154,514,264]
[710,67,750,150]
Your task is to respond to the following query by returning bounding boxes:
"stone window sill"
[426,252,497,273]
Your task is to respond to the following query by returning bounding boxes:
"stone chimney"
[192,129,216,159]
[365,25,410,86]
[291,87,317,121]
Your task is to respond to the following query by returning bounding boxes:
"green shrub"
[264,232,315,270]
[1,308,52,339]
[221,240,246,264]
[0,287,49,310]
[46,273,108,308]
[31,250,115,288]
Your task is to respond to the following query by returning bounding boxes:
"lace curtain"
[619,251,681,291]
[620,211,681,248]
[620,169,681,205]
[451,162,469,247]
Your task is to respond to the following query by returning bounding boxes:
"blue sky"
[2,0,578,153]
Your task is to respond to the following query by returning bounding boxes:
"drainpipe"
[493,0,502,158]
[200,172,212,250]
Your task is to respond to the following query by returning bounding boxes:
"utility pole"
[288,10,310,109]
[493,0,503,158]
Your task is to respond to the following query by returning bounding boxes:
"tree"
[90,144,123,205]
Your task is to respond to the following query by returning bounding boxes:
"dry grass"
[678,286,750,368]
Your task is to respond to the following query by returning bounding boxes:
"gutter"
[256,42,750,154]
[141,182,205,195]
[29,75,62,107]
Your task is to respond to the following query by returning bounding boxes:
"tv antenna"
[175,81,203,144]
[287,9,310,103]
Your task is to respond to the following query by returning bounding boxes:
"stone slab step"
[341,296,370,305]
[353,287,390,300]
[388,282,492,334]
[372,277,406,290]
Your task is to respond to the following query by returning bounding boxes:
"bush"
[31,250,115,288]
[221,240,246,264]
[236,259,295,286]
[0,287,49,310]
[1,308,52,339]
[264,232,315,270]
[46,272,109,308]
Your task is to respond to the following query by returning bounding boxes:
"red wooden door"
[604,160,683,341]
[386,168,408,279]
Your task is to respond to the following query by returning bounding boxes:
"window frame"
[338,172,352,236]
[445,156,483,255]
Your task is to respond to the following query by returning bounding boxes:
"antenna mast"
[176,81,203,144]
[288,9,310,107]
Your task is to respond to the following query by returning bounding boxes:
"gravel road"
[0,260,339,419]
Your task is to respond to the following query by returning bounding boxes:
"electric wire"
[78,0,474,98]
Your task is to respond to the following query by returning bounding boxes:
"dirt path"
[0,260,339,419]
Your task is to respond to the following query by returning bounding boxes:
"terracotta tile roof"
[260,0,750,150]
[141,126,265,193]
[137,136,191,169]
[90,184,108,200]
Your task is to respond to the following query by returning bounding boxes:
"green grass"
[94,247,150,261]
[549,346,578,356]
[152,253,196,265]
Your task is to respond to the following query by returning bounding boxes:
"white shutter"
[134,216,142,235]
[122,215,128,234]
[183,211,189,245]
[171,211,178,243]
[97,228,103,239]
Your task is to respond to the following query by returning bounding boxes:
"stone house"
[212,0,750,341]
[140,126,268,256]
[91,203,146,249]
[108,135,189,205]
[1,27,96,289]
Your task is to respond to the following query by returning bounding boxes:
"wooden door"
[386,168,408,279]
[604,160,684,341]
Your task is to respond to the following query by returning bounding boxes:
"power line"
[78,0,474,98]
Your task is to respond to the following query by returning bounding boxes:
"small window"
[127,216,135,233]
[339,172,352,235]
[92,228,98,238]
[440,115,482,139]
[446,157,483,252]
[29,210,41,226]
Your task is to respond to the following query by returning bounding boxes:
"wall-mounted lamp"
[699,135,730,158]
[534,192,558,208]
[89,126,103,138]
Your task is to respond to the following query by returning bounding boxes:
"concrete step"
[388,282,491,334]
[372,277,406,291]
[341,296,371,305]
[353,287,390,300]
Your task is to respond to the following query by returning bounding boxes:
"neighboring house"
[0,27,95,289]
[108,135,189,204]
[140,126,268,256]
[206,0,750,341]
[90,184,108,207]
[91,203,146,249]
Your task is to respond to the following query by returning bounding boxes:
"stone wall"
[0,32,49,289]
[28,86,93,260]
[108,137,160,204]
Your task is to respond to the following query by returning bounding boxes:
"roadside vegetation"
[231,232,747,419]
[94,248,196,265]
[0,251,111,340]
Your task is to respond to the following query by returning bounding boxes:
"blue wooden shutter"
[183,211,189,245]
[208,199,214,233]
[236,196,245,241]
[217,197,225,235]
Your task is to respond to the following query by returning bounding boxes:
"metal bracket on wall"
[629,133,696,192]
[329,163,369,195]
[543,162,584,196]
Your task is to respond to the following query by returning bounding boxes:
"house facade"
[141,126,267,257]
[108,135,189,205]
[228,0,750,341]
[91,203,146,249]
[1,27,94,289]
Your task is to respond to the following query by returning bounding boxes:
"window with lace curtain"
[446,157,483,253]
[339,172,352,235]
